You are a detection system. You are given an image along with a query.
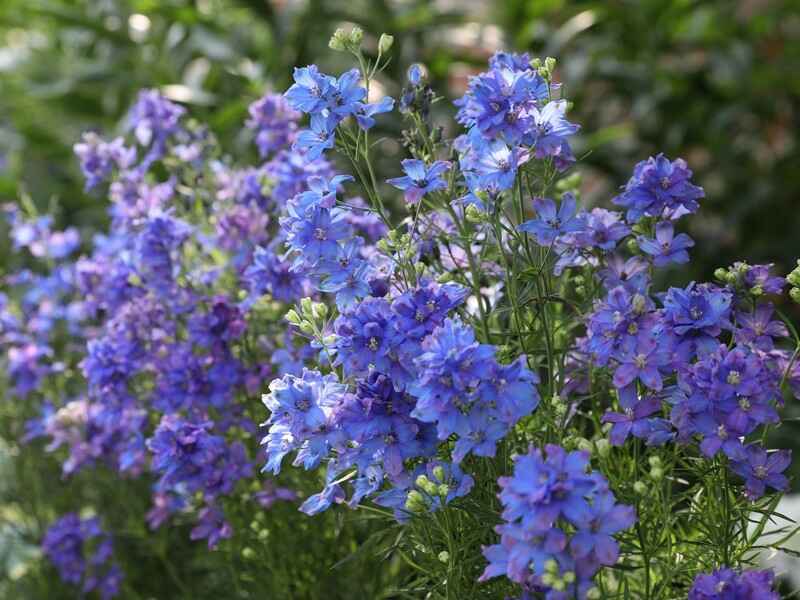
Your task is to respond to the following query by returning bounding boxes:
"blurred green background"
[1,0,799,595]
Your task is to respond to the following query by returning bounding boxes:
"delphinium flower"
[671,344,781,460]
[243,245,311,304]
[245,92,300,158]
[529,99,579,167]
[261,369,347,474]
[127,89,185,171]
[734,303,788,351]
[688,568,779,600]
[602,385,672,446]
[133,214,192,296]
[637,221,694,267]
[333,297,406,380]
[662,282,732,358]
[519,194,586,245]
[742,263,785,295]
[410,317,540,457]
[480,445,635,598]
[42,514,123,599]
[613,154,704,222]
[387,159,451,205]
[730,444,791,500]
[73,132,136,190]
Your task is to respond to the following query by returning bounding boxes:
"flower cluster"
[42,514,122,600]
[480,445,635,598]
[688,568,779,599]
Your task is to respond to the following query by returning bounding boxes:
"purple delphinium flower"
[475,139,527,191]
[637,221,694,267]
[333,297,404,378]
[246,92,300,157]
[730,444,791,500]
[743,263,786,295]
[74,133,136,190]
[734,304,788,351]
[42,514,122,599]
[284,65,336,114]
[293,113,338,160]
[602,385,665,446]
[519,194,585,245]
[613,154,704,222]
[612,329,671,391]
[387,159,451,205]
[688,568,779,600]
[529,100,579,167]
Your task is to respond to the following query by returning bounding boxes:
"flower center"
[727,370,741,385]
[314,227,327,240]
[634,354,648,369]
[368,337,379,351]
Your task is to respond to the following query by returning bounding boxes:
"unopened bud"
[633,481,647,495]
[650,466,664,481]
[648,455,661,468]
[530,58,542,69]
[595,438,610,458]
[328,28,348,52]
[405,490,426,513]
[378,33,394,54]
[311,302,328,320]
[587,588,602,600]
[437,551,449,563]
[545,57,557,73]
[285,309,301,325]
[714,268,728,282]
[791,288,800,304]
[432,465,446,482]
[465,204,485,223]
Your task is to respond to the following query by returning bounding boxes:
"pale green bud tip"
[349,26,364,45]
[298,322,315,335]
[530,57,542,69]
[714,268,728,281]
[563,571,575,584]
[415,474,429,489]
[285,309,301,324]
[633,481,647,495]
[544,559,559,574]
[405,490,426,512]
[587,588,602,600]
[650,466,664,481]
[378,33,394,54]
[465,204,485,223]
[437,483,450,497]
[328,28,348,51]
[545,57,557,72]
[432,465,446,482]
[437,551,449,563]
[595,438,611,458]
[791,288,800,304]
[300,297,313,314]
[648,455,661,468]
[311,302,328,320]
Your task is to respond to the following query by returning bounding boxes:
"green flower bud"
[348,26,364,47]
[311,302,328,320]
[649,466,664,481]
[300,297,313,316]
[328,28,348,51]
[791,288,800,304]
[544,559,559,574]
[242,547,256,560]
[587,588,602,600]
[648,455,661,468]
[714,268,728,281]
[576,438,593,453]
[787,272,800,287]
[432,465,446,482]
[537,66,550,79]
[552,579,566,592]
[405,490,426,513]
[437,551,449,563]
[465,204,486,223]
[545,56,557,73]
[530,58,542,69]
[298,321,315,336]
[750,284,763,297]
[378,33,394,54]
[595,438,610,458]
[437,483,450,497]
[633,481,647,495]
[563,571,576,584]
[321,335,337,346]
[285,309,302,325]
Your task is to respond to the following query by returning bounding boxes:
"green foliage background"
[1,0,799,598]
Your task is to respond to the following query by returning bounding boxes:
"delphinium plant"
[1,26,799,599]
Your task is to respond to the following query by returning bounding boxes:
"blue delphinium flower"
[688,568,779,600]
[243,246,310,305]
[475,139,527,191]
[637,221,694,267]
[734,304,788,351]
[613,154,704,222]
[284,65,336,114]
[294,113,338,160]
[42,514,122,599]
[529,100,579,168]
[519,194,586,245]
[355,96,395,130]
[73,133,136,190]
[333,297,404,378]
[730,444,791,500]
[245,92,300,158]
[283,204,352,268]
[602,385,668,446]
[662,282,731,357]
[480,445,635,596]
[387,159,451,205]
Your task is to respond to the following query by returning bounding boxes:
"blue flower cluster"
[688,568,779,599]
[480,445,635,599]
[42,514,122,600]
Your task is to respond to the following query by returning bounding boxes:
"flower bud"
[298,321,315,336]
[563,571,575,584]
[405,490,426,513]
[649,466,664,481]
[349,27,364,47]
[328,28,349,52]
[714,268,728,282]
[545,57,557,73]
[634,481,647,495]
[311,302,328,320]
[595,438,610,458]
[437,483,450,497]
[791,287,800,304]
[465,204,486,223]
[300,297,313,316]
[648,455,661,468]
[437,551,449,563]
[378,33,394,54]
[285,309,302,325]
[530,57,542,69]
[432,465,446,482]
[544,559,559,574]
[587,588,602,600]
